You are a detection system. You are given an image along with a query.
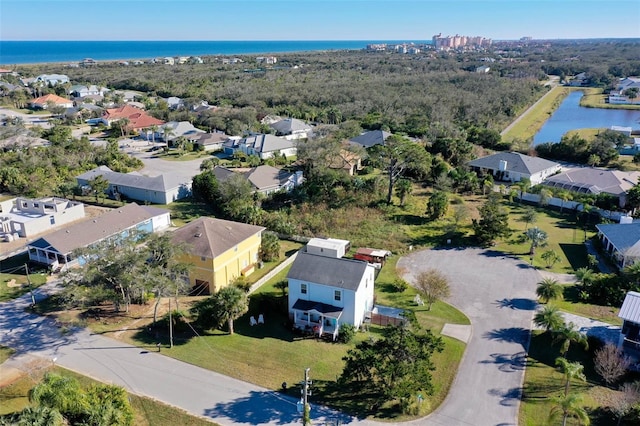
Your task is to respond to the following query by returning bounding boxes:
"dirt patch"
[5,279,20,288]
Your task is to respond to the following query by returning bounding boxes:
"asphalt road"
[398,248,542,426]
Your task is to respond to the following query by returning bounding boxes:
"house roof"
[287,251,371,291]
[170,217,265,259]
[241,134,296,153]
[244,165,296,191]
[468,152,559,176]
[619,291,640,323]
[349,130,392,148]
[596,223,640,257]
[291,299,343,319]
[76,166,189,192]
[269,118,311,135]
[28,203,168,255]
[102,105,164,130]
[214,165,296,191]
[544,168,640,197]
[30,94,72,105]
[193,132,229,145]
[355,247,391,258]
[161,121,205,139]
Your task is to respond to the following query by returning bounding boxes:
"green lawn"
[0,254,48,303]
[105,257,469,421]
[0,367,217,425]
[153,150,212,161]
[519,331,637,426]
[494,203,594,274]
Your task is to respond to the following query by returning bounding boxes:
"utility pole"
[302,367,311,425]
[24,263,36,307]
[168,298,174,348]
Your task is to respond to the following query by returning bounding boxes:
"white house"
[27,203,170,270]
[212,165,303,195]
[287,251,376,340]
[76,166,192,205]
[268,118,313,140]
[0,197,85,238]
[595,222,640,269]
[468,152,561,186]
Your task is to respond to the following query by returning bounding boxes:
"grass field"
[579,88,640,110]
[0,253,48,303]
[0,366,218,425]
[519,331,638,426]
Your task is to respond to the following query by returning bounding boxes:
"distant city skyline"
[1,0,639,41]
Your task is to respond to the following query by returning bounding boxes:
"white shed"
[305,238,350,258]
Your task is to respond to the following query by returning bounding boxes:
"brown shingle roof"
[171,217,264,259]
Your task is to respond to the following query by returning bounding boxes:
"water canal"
[533,91,640,146]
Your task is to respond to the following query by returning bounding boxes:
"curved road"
[399,248,541,426]
[1,248,542,425]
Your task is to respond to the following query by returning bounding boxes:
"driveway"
[398,247,542,426]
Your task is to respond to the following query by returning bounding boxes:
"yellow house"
[171,217,265,295]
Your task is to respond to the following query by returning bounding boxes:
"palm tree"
[575,267,595,286]
[534,305,564,332]
[536,278,563,303]
[541,249,562,269]
[554,322,588,357]
[213,286,249,335]
[549,393,590,426]
[555,357,586,396]
[5,405,65,426]
[525,226,548,256]
[521,207,537,231]
[29,373,88,420]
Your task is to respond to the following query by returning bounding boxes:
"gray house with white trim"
[287,251,375,340]
[76,166,191,205]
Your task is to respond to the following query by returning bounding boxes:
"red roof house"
[30,93,74,109]
[101,104,164,131]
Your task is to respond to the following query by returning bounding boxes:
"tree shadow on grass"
[559,243,590,270]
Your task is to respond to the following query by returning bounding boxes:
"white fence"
[517,191,625,222]
[249,251,299,294]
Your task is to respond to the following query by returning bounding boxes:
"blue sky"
[1,0,638,41]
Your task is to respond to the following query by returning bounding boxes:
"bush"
[391,278,409,292]
[337,323,356,343]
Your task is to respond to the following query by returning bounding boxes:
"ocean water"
[0,40,428,65]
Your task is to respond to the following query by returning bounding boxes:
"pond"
[533,91,640,146]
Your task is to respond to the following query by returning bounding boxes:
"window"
[334,290,341,301]
[301,283,307,294]
[201,256,206,261]
[50,216,55,225]
[33,203,39,208]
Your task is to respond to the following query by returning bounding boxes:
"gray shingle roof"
[241,134,296,153]
[287,251,369,291]
[349,130,392,148]
[544,169,640,197]
[28,203,168,255]
[269,118,311,135]
[467,152,559,175]
[291,299,343,318]
[619,291,640,323]
[212,165,294,192]
[170,217,265,259]
[76,167,188,192]
[596,223,640,257]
